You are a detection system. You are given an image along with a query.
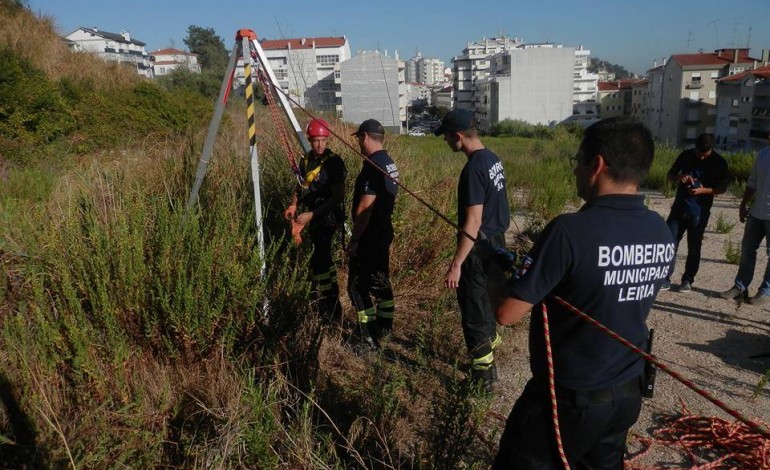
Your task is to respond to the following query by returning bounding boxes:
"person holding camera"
[663,133,729,292]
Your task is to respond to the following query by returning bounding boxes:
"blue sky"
[29,0,770,76]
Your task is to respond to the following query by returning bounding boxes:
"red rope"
[625,400,770,469]
[552,295,770,440]
[542,303,572,469]
[255,68,303,183]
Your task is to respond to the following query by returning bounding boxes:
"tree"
[183,25,228,72]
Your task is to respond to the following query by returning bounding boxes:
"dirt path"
[491,191,770,467]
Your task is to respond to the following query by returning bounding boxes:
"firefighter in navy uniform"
[435,109,510,393]
[284,118,346,321]
[348,119,399,353]
[493,118,675,469]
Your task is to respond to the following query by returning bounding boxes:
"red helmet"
[306,118,331,138]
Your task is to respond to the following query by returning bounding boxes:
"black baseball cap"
[433,109,475,136]
[351,119,385,136]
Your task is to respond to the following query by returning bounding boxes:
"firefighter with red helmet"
[284,118,347,320]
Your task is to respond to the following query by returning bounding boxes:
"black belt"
[536,376,642,406]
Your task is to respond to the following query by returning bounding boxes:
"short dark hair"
[579,117,654,185]
[695,133,715,153]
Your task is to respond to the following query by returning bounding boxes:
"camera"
[688,180,701,189]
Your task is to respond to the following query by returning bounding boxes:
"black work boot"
[470,366,495,395]
[352,323,379,356]
[375,317,393,343]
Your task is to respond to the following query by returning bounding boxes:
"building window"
[316,55,339,67]
[686,127,697,139]
[709,91,716,99]
[689,91,700,100]
[710,71,719,79]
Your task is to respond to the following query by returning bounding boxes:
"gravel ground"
[490,191,770,468]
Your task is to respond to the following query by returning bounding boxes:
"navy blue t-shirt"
[458,148,510,237]
[352,150,398,240]
[508,195,675,391]
[668,149,729,217]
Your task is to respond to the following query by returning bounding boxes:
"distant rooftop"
[260,37,347,50]
[72,27,146,47]
[150,48,195,56]
[671,48,757,67]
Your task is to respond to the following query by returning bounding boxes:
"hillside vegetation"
[0,3,760,468]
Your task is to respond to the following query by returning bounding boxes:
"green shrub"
[724,239,741,265]
[714,212,736,234]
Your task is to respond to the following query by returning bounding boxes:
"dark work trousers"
[493,377,643,470]
[666,211,710,284]
[457,233,506,371]
[309,221,341,320]
[347,234,394,338]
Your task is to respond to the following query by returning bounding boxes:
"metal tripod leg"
[187,40,240,209]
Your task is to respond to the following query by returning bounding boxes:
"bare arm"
[349,194,376,253]
[496,297,534,325]
[444,204,482,289]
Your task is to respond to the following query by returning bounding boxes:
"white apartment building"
[452,36,523,111]
[407,82,432,107]
[573,46,599,122]
[405,53,445,85]
[257,36,351,113]
[432,85,454,111]
[475,46,575,130]
[340,51,406,134]
[65,27,152,78]
[150,48,201,76]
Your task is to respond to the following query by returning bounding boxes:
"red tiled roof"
[672,48,756,67]
[719,64,770,82]
[260,37,346,50]
[150,47,195,56]
[598,79,640,91]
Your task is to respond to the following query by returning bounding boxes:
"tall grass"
[0,7,760,466]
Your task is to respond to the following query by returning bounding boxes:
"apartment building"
[258,36,351,113]
[452,36,523,111]
[645,63,666,134]
[150,48,200,76]
[573,46,599,123]
[651,48,757,147]
[630,79,649,122]
[432,85,454,111]
[715,57,770,152]
[65,27,152,78]
[405,53,445,85]
[406,82,432,107]
[474,45,574,130]
[597,79,638,119]
[340,51,406,134]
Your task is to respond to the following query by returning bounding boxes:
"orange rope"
[255,67,303,184]
[625,400,770,469]
[542,303,571,469]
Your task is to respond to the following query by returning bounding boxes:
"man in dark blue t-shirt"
[664,133,729,292]
[435,109,510,392]
[348,119,399,353]
[493,118,674,469]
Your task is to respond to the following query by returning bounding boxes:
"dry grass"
[0,6,140,91]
